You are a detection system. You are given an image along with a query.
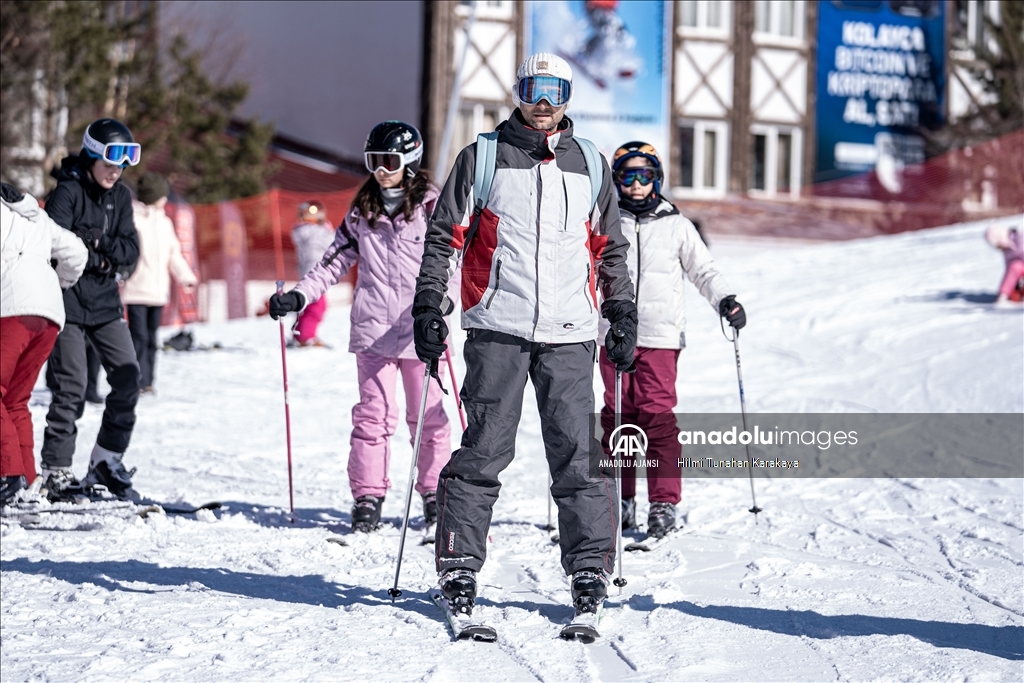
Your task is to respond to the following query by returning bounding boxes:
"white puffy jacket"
[1,193,88,329]
[600,199,733,349]
[122,201,198,306]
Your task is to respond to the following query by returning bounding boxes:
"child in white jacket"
[122,173,197,394]
[1,183,88,504]
[599,141,746,539]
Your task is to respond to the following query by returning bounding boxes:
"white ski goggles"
[365,152,405,174]
[516,76,572,107]
[84,141,141,167]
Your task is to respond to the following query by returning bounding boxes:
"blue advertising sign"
[815,0,946,190]
[526,0,673,182]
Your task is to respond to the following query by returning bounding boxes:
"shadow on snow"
[627,596,1023,661]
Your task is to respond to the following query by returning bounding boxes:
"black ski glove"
[269,290,304,320]
[0,182,24,203]
[602,299,638,372]
[718,295,746,329]
[412,290,449,363]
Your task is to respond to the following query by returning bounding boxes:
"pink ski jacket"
[294,186,459,359]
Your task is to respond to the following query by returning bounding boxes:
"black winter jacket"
[45,155,139,326]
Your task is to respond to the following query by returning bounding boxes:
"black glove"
[269,290,304,320]
[0,182,24,203]
[602,299,638,372]
[412,290,449,363]
[718,295,746,329]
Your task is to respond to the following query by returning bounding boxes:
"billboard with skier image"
[525,0,673,182]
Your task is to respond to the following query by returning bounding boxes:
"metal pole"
[388,359,435,601]
[732,332,762,522]
[275,281,295,521]
[444,347,466,431]
[612,369,627,590]
[432,1,478,180]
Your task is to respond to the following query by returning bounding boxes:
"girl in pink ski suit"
[273,121,458,531]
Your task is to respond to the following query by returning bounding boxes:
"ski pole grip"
[276,280,284,296]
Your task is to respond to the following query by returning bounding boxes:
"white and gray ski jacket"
[416,111,633,344]
[600,199,733,349]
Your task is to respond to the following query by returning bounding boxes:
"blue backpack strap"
[473,131,500,212]
[463,131,499,253]
[574,137,604,215]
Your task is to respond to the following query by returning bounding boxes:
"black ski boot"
[82,446,137,499]
[621,496,637,531]
[440,568,477,616]
[1,476,27,506]
[41,467,85,502]
[422,491,437,525]
[351,494,384,532]
[570,568,609,615]
[647,501,677,538]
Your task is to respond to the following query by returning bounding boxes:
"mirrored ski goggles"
[88,142,141,167]
[515,76,572,107]
[615,167,658,186]
[364,151,405,174]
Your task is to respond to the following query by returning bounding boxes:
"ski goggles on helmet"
[515,75,572,107]
[85,142,141,167]
[365,151,405,174]
[615,167,658,187]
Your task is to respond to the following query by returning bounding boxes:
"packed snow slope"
[2,217,1022,682]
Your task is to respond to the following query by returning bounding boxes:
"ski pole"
[444,347,466,431]
[275,281,295,522]
[612,368,627,591]
[388,339,438,601]
[729,329,762,522]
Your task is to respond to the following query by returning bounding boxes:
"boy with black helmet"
[601,140,746,539]
[40,118,142,501]
[270,121,457,534]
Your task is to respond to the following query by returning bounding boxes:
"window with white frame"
[456,0,513,19]
[749,124,802,197]
[676,120,729,196]
[953,0,997,49]
[678,0,731,35]
[449,102,511,170]
[753,0,804,40]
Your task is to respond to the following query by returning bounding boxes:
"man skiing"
[412,52,636,630]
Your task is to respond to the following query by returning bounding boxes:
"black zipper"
[634,218,641,305]
[485,254,504,309]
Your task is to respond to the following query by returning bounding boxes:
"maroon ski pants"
[599,346,683,504]
[1,316,59,482]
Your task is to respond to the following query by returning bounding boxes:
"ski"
[1,500,220,519]
[429,589,497,642]
[560,606,602,643]
[624,528,678,553]
[158,501,222,515]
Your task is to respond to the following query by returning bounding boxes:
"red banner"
[220,201,249,320]
[163,202,201,326]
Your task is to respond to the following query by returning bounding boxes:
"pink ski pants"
[349,352,452,499]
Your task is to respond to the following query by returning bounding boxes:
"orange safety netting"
[190,188,360,282]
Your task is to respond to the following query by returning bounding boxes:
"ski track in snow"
[3,218,1023,681]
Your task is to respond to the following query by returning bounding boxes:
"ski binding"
[429,589,497,642]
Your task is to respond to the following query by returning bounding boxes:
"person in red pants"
[599,142,746,539]
[1,183,88,505]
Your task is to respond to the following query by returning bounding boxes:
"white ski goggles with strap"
[83,140,141,167]
[515,76,572,107]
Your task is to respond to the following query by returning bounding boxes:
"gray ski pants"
[42,319,140,468]
[435,329,618,577]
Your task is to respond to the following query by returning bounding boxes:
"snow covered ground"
[2,217,1022,681]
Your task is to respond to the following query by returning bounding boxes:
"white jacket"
[1,193,88,329]
[122,202,198,306]
[600,199,733,349]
